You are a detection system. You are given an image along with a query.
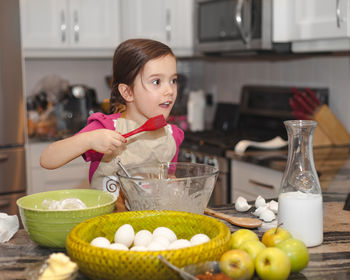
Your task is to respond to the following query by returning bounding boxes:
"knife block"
[313,104,350,146]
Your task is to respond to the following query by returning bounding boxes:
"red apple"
[219,249,254,280]
[261,227,292,247]
[276,238,309,272]
[255,247,291,280]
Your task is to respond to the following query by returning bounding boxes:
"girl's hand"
[87,129,127,155]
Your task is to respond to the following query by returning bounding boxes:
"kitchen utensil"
[116,158,131,178]
[158,255,198,280]
[17,189,117,248]
[66,210,231,280]
[234,136,288,153]
[204,208,262,228]
[122,114,167,138]
[116,162,218,214]
[289,87,350,146]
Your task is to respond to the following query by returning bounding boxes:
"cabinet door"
[21,0,69,48]
[292,0,350,40]
[165,0,194,56]
[68,0,121,48]
[121,0,167,43]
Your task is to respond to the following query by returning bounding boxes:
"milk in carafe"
[278,120,323,247]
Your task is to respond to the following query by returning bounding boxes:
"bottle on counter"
[278,120,323,247]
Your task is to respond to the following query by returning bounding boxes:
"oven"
[179,85,329,206]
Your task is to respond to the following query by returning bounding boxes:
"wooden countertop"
[1,192,349,279]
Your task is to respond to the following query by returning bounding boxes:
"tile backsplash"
[24,54,350,132]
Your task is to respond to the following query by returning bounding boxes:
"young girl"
[40,39,184,209]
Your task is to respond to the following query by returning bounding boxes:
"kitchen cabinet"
[274,0,350,52]
[231,160,283,202]
[120,0,194,57]
[26,142,89,194]
[20,0,121,58]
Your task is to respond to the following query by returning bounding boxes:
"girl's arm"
[40,129,126,169]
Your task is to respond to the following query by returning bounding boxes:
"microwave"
[194,0,290,54]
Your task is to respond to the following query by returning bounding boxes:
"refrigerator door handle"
[0,154,9,162]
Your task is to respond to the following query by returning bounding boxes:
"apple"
[261,227,292,247]
[255,247,291,280]
[219,249,254,280]
[276,238,309,272]
[230,229,259,249]
[239,239,266,261]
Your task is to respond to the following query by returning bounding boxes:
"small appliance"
[194,0,290,54]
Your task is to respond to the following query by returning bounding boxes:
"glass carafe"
[278,120,323,247]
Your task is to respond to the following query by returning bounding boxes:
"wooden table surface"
[0,192,349,280]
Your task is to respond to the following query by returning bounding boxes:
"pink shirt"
[77,112,184,182]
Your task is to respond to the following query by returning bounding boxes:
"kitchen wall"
[24,54,350,131]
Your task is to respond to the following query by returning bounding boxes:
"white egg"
[152,235,170,248]
[130,245,148,251]
[114,224,135,248]
[153,227,177,243]
[147,241,167,251]
[190,234,210,246]
[134,229,153,247]
[253,206,268,217]
[109,243,129,250]
[168,239,191,250]
[255,195,267,208]
[90,237,110,248]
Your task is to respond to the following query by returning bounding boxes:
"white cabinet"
[274,0,350,52]
[26,142,89,194]
[121,0,194,57]
[231,160,283,202]
[20,0,121,57]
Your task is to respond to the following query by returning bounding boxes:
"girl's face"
[125,54,177,124]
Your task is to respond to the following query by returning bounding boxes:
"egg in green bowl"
[17,189,117,248]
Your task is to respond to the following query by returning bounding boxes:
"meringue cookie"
[267,200,278,214]
[255,195,267,208]
[259,208,276,222]
[235,196,252,212]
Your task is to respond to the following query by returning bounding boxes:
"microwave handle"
[234,0,251,44]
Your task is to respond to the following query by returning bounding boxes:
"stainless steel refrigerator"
[0,0,27,215]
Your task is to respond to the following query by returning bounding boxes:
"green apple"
[261,227,292,247]
[239,239,266,261]
[219,249,254,280]
[255,247,291,280]
[230,229,259,249]
[276,238,309,272]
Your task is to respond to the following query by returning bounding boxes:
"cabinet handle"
[165,9,171,42]
[234,0,251,44]
[336,0,341,28]
[60,10,67,42]
[73,10,79,43]
[249,179,274,189]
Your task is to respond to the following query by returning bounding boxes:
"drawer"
[231,160,283,202]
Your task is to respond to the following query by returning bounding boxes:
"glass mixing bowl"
[117,162,218,214]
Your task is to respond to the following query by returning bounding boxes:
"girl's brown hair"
[109,38,175,114]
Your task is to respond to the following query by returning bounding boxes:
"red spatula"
[122,114,167,138]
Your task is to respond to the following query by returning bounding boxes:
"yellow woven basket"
[66,210,231,280]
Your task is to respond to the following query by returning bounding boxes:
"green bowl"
[17,189,117,248]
